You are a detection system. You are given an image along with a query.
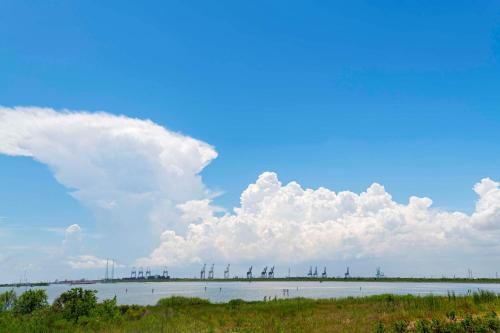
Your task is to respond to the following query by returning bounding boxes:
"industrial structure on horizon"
[118,263,389,281]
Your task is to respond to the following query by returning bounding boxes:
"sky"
[0,1,499,283]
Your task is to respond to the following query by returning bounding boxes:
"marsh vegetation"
[1,288,499,332]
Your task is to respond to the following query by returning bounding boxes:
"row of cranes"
[306,266,349,279]
[246,265,274,279]
[305,266,383,279]
[260,266,275,278]
[128,265,385,280]
[130,267,170,280]
[201,264,232,279]
[200,265,381,279]
[305,266,335,278]
[199,264,276,279]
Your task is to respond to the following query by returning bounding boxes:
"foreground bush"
[156,295,210,306]
[53,288,98,322]
[0,290,16,312]
[13,289,48,315]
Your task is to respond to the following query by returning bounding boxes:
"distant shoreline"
[2,277,500,287]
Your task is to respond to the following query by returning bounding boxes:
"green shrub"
[228,298,246,309]
[13,289,48,315]
[0,290,16,312]
[119,304,146,320]
[53,288,97,322]
[92,297,119,320]
[374,321,385,332]
[156,296,210,307]
[446,310,456,321]
[394,320,408,333]
[415,319,431,333]
[484,311,500,331]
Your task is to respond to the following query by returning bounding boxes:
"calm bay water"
[2,281,500,305]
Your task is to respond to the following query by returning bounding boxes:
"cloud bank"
[138,172,500,266]
[1,106,499,274]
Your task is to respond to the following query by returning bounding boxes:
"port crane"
[261,266,268,278]
[246,266,253,279]
[268,266,275,278]
[162,267,169,279]
[200,264,206,279]
[208,264,214,279]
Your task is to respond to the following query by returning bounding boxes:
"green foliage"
[446,309,456,321]
[53,288,97,322]
[0,291,499,332]
[472,289,497,304]
[156,296,210,307]
[119,304,146,320]
[92,297,119,320]
[228,298,246,309]
[13,289,48,315]
[415,319,431,333]
[394,319,408,333]
[0,290,17,312]
[375,321,385,332]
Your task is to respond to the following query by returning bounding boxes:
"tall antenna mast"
[105,258,109,281]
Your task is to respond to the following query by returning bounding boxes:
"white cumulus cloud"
[138,172,500,267]
[67,255,111,269]
[63,223,83,254]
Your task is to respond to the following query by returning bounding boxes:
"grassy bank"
[1,289,499,332]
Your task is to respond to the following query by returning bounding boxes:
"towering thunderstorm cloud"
[1,107,499,271]
[0,106,217,263]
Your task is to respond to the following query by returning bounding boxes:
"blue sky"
[1,1,500,282]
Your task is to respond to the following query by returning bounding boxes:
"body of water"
[2,281,500,305]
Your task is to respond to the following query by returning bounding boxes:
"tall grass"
[473,289,497,304]
[1,290,499,332]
